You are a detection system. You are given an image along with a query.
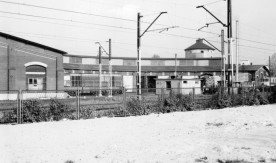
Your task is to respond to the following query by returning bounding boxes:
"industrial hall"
[0,32,269,95]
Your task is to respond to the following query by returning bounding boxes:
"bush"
[49,99,75,121]
[0,109,17,124]
[244,88,269,106]
[209,90,232,109]
[268,86,276,103]
[80,107,96,119]
[23,99,49,123]
[159,92,199,112]
[126,97,153,116]
[231,94,243,107]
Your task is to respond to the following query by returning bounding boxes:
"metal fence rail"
[0,85,274,124]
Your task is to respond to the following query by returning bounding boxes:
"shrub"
[80,107,96,119]
[231,94,243,107]
[159,92,198,112]
[268,86,276,103]
[22,99,48,123]
[126,97,153,116]
[0,109,17,124]
[49,99,74,121]
[244,88,269,106]
[209,91,232,109]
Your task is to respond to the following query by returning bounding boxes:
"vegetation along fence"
[0,85,275,124]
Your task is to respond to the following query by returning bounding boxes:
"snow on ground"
[0,105,276,163]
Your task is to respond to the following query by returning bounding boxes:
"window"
[195,81,199,84]
[123,60,136,66]
[201,51,204,53]
[34,79,37,84]
[71,76,82,87]
[166,81,171,89]
[183,81,187,84]
[69,57,82,64]
[29,78,33,84]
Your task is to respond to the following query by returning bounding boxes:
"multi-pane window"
[71,76,82,87]
[69,57,82,64]
[123,60,136,66]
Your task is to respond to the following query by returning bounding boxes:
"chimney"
[196,39,203,43]
[250,62,253,65]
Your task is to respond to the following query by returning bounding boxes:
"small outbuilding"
[156,76,201,95]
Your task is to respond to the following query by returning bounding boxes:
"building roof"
[239,65,266,72]
[0,32,67,54]
[64,54,222,61]
[185,39,215,51]
[63,63,222,72]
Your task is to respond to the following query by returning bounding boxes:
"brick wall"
[0,36,64,91]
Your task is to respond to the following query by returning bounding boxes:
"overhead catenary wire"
[1,0,275,44]
[0,0,137,22]
[0,10,136,31]
[0,1,275,54]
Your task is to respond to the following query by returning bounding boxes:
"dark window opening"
[166,81,171,89]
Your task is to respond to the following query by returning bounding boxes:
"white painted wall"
[123,76,133,92]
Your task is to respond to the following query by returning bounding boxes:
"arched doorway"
[26,65,46,90]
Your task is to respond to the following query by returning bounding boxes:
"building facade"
[0,33,270,93]
[0,32,66,91]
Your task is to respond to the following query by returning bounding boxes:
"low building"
[156,76,201,95]
[0,32,67,100]
[0,32,271,98]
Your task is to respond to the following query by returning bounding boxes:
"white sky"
[0,0,276,64]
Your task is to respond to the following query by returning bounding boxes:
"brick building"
[0,32,270,94]
[0,32,66,91]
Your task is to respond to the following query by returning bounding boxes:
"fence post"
[192,87,195,102]
[17,90,19,124]
[76,88,80,120]
[19,89,22,124]
[262,85,264,96]
[241,87,244,105]
[123,87,126,116]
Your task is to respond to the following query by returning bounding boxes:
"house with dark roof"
[185,39,215,58]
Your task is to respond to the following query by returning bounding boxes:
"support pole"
[221,30,226,87]
[236,20,239,83]
[137,12,166,100]
[227,0,233,87]
[269,56,271,87]
[108,38,112,97]
[98,47,102,97]
[231,38,234,85]
[137,13,142,100]
[174,53,177,76]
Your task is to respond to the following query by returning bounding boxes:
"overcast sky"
[0,0,275,64]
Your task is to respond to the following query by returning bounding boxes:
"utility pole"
[197,0,233,88]
[227,0,233,87]
[221,30,226,87]
[95,39,112,97]
[269,56,271,87]
[108,38,112,97]
[98,46,102,96]
[174,53,177,76]
[137,12,167,100]
[137,13,141,100]
[235,20,239,83]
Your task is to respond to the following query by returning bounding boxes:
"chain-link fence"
[0,85,274,124]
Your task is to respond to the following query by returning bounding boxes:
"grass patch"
[64,160,74,163]
[206,122,224,127]
[217,159,251,163]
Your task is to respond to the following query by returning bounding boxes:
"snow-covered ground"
[1,105,276,163]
